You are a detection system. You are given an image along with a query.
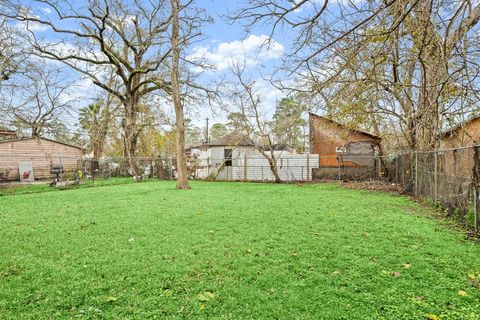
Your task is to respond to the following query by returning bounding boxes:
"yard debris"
[340,180,405,194]
[100,296,118,303]
[458,290,468,297]
[198,291,215,302]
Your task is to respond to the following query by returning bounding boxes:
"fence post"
[338,158,341,181]
[474,188,478,233]
[415,151,418,197]
[244,154,247,181]
[473,146,480,233]
[60,156,64,184]
[168,157,172,180]
[206,157,210,180]
[307,153,310,182]
[434,150,438,202]
[378,157,382,179]
[287,158,290,182]
[395,157,399,183]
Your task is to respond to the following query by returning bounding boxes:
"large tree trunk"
[122,99,140,179]
[416,60,445,150]
[171,0,190,189]
[31,125,40,138]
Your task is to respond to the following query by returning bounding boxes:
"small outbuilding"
[440,115,480,149]
[0,127,17,141]
[309,113,381,179]
[0,137,84,181]
[191,133,318,181]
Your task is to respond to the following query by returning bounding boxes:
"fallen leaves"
[458,290,468,297]
[99,296,118,304]
[382,270,401,277]
[425,314,439,320]
[198,291,215,302]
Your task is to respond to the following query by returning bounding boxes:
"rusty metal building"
[309,113,381,179]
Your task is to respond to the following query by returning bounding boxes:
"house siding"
[309,113,378,167]
[440,118,480,149]
[0,138,83,181]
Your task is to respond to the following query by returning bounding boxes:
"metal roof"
[309,112,381,140]
[0,137,84,150]
[442,115,480,137]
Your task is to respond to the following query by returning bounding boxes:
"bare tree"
[171,0,189,189]
[1,0,177,178]
[227,64,282,183]
[0,16,27,82]
[2,0,213,185]
[1,66,76,138]
[233,0,480,151]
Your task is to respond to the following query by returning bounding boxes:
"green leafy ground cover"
[1,181,479,319]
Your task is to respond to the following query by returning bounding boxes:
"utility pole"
[205,117,209,144]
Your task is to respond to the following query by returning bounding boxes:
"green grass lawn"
[1,181,479,319]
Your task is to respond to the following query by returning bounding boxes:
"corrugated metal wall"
[195,154,319,182]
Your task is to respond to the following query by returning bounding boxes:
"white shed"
[191,133,319,182]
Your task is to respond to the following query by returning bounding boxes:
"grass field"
[1,181,480,319]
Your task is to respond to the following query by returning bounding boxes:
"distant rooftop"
[206,132,253,147]
[309,112,381,140]
[442,115,480,137]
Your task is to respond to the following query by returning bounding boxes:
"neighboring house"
[0,127,17,141]
[309,113,381,179]
[191,133,318,181]
[436,116,480,192]
[0,137,83,181]
[440,115,480,149]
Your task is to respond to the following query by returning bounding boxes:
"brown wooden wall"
[441,118,480,149]
[309,114,377,167]
[0,138,83,181]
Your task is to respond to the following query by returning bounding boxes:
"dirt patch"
[340,180,406,195]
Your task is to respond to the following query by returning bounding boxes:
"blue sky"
[185,1,291,124]
[19,0,301,128]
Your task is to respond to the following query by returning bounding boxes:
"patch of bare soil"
[340,180,406,195]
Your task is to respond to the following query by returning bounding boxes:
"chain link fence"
[1,147,479,232]
[391,146,480,233]
[313,155,382,181]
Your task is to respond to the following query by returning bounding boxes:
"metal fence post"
[60,156,64,184]
[395,157,399,183]
[244,154,247,181]
[474,187,478,233]
[434,150,438,202]
[378,157,382,179]
[207,157,210,180]
[473,145,480,233]
[415,151,418,197]
[307,153,310,182]
[287,158,290,182]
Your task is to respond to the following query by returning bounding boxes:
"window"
[224,148,232,166]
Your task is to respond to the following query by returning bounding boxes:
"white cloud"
[41,7,52,15]
[188,34,284,72]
